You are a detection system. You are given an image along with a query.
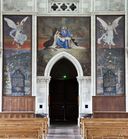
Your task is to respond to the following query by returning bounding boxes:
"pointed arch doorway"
[49,58,78,124]
[43,52,84,125]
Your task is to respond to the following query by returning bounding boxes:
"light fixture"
[63,75,67,79]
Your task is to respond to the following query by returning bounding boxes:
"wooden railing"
[0,118,48,139]
[80,118,128,139]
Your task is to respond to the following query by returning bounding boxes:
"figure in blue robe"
[56,27,72,49]
[43,27,78,49]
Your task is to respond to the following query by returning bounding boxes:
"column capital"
[37,76,51,83]
[77,76,91,81]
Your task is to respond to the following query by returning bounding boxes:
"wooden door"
[49,78,78,123]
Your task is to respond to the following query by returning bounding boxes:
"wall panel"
[93,96,125,112]
[2,96,35,112]
[3,15,32,96]
[96,15,125,96]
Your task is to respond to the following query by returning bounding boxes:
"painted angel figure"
[97,16,122,47]
[4,16,28,47]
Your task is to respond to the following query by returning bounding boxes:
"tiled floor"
[47,123,81,139]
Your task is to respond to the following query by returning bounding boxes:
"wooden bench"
[93,111,128,118]
[0,112,35,118]
[0,118,48,139]
[80,118,128,139]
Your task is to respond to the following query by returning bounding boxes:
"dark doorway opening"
[49,58,78,124]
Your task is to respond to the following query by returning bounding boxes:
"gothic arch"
[36,51,91,125]
[43,51,85,124]
[44,51,83,77]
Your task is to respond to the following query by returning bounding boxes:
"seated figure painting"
[43,26,78,49]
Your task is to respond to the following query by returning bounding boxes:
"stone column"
[0,49,2,112]
[36,76,51,115]
[77,76,92,116]
[32,15,37,97]
[0,10,2,112]
[125,10,128,112]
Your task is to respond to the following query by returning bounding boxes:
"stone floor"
[47,123,81,139]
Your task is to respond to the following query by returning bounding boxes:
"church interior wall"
[0,0,128,119]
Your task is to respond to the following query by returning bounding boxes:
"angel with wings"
[97,16,122,48]
[4,16,28,47]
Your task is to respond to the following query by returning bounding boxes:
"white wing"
[112,16,122,29]
[20,16,28,25]
[4,18,17,29]
[97,17,108,30]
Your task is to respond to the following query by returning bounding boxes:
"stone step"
[47,124,81,139]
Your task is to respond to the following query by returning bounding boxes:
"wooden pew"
[0,111,35,118]
[0,118,48,139]
[80,118,128,139]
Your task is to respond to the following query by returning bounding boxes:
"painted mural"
[96,15,125,96]
[3,15,32,96]
[37,17,91,76]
